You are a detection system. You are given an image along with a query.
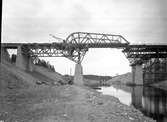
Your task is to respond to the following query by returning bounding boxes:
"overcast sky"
[2,0,167,76]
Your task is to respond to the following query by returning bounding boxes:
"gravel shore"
[0,84,155,122]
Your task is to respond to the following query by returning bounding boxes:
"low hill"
[84,75,112,87]
[84,78,100,87]
[84,75,112,81]
[106,72,132,85]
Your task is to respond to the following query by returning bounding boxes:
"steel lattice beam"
[64,32,129,63]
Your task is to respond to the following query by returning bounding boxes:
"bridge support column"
[132,64,143,85]
[1,47,10,62]
[74,63,84,85]
[16,46,34,71]
[28,57,34,72]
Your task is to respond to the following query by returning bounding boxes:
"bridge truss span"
[2,32,131,63]
[65,32,129,47]
[64,32,130,63]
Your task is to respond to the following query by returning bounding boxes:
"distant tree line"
[35,59,55,72]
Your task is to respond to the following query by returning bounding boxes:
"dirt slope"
[0,62,30,93]
[0,61,37,90]
[34,65,66,84]
[0,59,66,92]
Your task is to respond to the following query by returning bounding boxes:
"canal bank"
[97,85,167,122]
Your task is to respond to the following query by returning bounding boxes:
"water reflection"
[98,86,131,105]
[141,87,167,122]
[131,86,143,109]
[98,86,167,122]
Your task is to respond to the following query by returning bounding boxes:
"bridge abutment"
[16,46,34,71]
[132,64,143,85]
[74,63,84,85]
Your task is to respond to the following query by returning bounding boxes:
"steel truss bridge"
[2,32,167,65]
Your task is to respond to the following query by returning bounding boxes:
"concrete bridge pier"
[74,63,84,85]
[16,46,34,71]
[132,64,143,85]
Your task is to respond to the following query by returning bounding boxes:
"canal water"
[97,85,167,122]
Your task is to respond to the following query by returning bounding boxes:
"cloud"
[2,0,93,42]
[2,0,167,43]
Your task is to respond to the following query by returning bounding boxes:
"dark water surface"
[97,85,167,122]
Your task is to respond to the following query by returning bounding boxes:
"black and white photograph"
[1,0,167,121]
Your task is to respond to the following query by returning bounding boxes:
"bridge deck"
[2,43,167,59]
[2,42,129,49]
[2,43,167,49]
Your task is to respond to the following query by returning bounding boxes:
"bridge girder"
[20,45,88,63]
